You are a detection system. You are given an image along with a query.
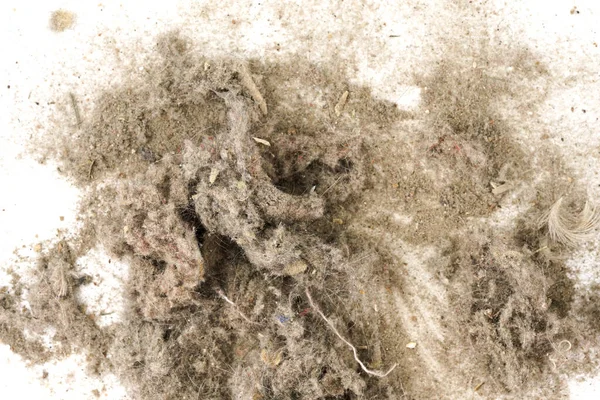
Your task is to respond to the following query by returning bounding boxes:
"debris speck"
[252,137,271,146]
[209,168,219,184]
[49,9,76,32]
[334,90,349,116]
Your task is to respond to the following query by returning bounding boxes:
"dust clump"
[2,31,600,400]
[49,9,76,32]
[10,32,405,399]
[337,43,599,397]
[0,240,109,372]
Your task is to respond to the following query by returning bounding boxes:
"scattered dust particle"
[42,370,48,379]
[282,260,308,276]
[334,90,349,116]
[406,342,417,349]
[239,65,268,115]
[49,10,76,32]
[260,349,283,367]
[541,133,550,140]
[209,168,219,184]
[252,137,271,146]
[59,216,65,221]
[332,218,344,225]
[88,160,96,179]
[253,391,264,400]
[92,389,101,397]
[33,244,42,253]
[474,381,485,391]
[594,42,598,47]
[491,182,512,195]
[69,93,82,128]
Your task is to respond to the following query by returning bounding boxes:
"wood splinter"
[69,92,82,128]
[88,159,96,180]
[334,90,349,116]
[239,65,268,116]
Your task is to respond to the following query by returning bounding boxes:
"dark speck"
[139,146,157,163]
[77,275,94,286]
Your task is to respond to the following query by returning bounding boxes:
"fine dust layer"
[2,32,600,400]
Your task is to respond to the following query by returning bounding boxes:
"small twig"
[474,381,485,391]
[334,90,349,116]
[88,159,96,180]
[69,92,82,128]
[239,65,268,115]
[99,311,114,316]
[215,287,258,325]
[532,245,548,254]
[305,288,397,378]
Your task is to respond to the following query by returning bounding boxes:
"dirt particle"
[49,10,76,32]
